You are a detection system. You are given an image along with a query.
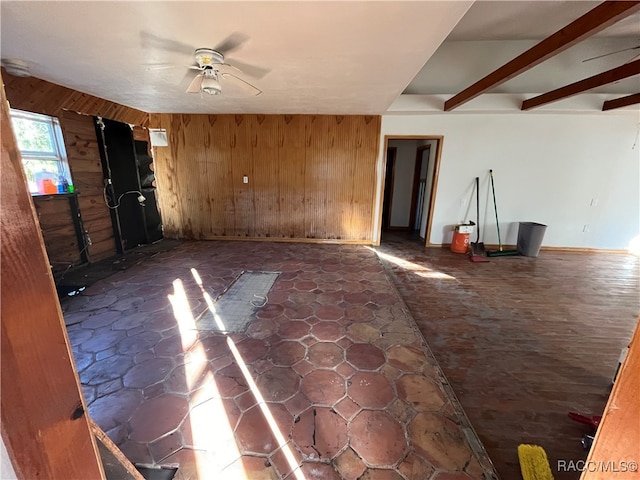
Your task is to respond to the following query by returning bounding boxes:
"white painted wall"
[387,140,418,228]
[376,113,640,250]
[1,437,17,480]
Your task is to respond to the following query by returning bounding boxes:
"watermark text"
[558,460,638,473]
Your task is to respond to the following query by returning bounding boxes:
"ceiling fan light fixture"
[201,71,222,95]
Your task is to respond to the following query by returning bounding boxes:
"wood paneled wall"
[149,114,380,242]
[2,72,145,266]
[60,111,117,261]
[32,196,82,272]
[2,68,149,126]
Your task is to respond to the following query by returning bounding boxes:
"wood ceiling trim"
[602,92,640,111]
[521,59,640,110]
[444,1,640,111]
[2,68,149,126]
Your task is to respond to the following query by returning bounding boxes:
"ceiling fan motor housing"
[194,48,224,68]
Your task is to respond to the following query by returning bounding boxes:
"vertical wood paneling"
[329,116,357,239]
[180,114,211,238]
[305,115,329,239]
[59,111,117,261]
[150,114,184,237]
[279,115,307,239]
[150,114,380,242]
[230,115,254,237]
[353,116,381,240]
[205,115,234,236]
[252,115,281,237]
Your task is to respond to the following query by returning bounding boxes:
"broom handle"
[475,177,480,243]
[489,169,503,251]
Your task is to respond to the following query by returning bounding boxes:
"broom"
[486,169,519,257]
[518,444,555,480]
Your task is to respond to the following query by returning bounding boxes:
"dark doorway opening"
[379,136,442,246]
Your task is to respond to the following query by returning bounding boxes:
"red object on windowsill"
[41,178,57,194]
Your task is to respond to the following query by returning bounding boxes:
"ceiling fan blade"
[141,31,196,55]
[213,32,249,56]
[226,58,271,79]
[221,73,262,96]
[626,52,640,65]
[582,45,640,63]
[186,74,204,93]
[145,63,179,71]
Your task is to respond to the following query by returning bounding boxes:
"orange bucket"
[451,231,470,254]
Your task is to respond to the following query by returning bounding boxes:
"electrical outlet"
[243,175,249,184]
[583,224,590,233]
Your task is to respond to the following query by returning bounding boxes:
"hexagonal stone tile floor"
[62,241,497,480]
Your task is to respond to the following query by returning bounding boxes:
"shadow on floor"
[55,239,183,299]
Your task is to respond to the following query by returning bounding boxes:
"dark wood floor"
[376,233,640,480]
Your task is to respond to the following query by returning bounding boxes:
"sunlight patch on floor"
[191,268,306,480]
[373,248,457,280]
[169,276,244,479]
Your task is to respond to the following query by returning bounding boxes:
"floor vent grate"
[196,271,279,333]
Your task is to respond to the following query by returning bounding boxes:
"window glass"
[12,116,55,154]
[10,109,74,195]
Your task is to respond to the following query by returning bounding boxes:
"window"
[10,109,74,195]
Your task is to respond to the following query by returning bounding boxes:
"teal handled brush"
[486,169,519,257]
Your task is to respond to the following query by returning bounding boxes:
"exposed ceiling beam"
[602,92,640,111]
[522,60,640,110]
[444,1,640,111]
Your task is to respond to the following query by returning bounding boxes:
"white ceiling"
[0,1,472,114]
[447,1,640,40]
[1,1,639,115]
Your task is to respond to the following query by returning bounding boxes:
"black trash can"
[517,222,547,257]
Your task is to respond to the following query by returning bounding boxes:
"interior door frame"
[381,146,397,231]
[409,145,430,231]
[376,135,443,246]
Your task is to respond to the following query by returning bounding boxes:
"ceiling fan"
[582,44,640,63]
[141,32,269,96]
[186,48,261,96]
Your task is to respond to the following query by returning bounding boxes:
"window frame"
[10,108,73,196]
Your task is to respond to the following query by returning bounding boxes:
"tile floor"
[62,241,497,480]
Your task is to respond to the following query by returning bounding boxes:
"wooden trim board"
[1,71,105,480]
[581,318,640,480]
